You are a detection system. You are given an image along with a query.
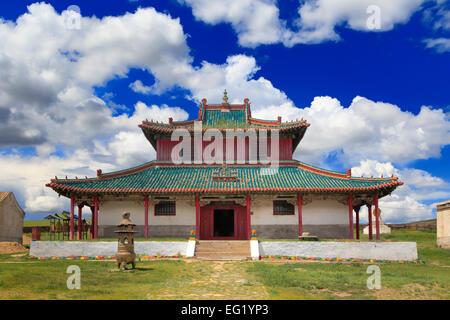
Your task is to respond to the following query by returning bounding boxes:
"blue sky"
[0,0,449,223]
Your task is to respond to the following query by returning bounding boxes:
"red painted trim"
[348,195,354,240]
[200,202,247,240]
[70,196,74,241]
[195,196,200,238]
[246,195,251,240]
[144,196,149,238]
[77,204,83,240]
[297,195,303,237]
[48,180,401,194]
[140,122,309,132]
[89,206,94,239]
[94,196,98,239]
[355,207,360,240]
[374,194,380,240]
[367,204,373,240]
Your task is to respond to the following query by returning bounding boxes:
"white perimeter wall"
[99,200,195,225]
[252,198,348,225]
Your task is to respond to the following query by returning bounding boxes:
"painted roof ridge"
[48,160,159,183]
[295,161,402,182]
[204,104,246,108]
[140,121,310,130]
[140,98,310,131]
[249,117,309,127]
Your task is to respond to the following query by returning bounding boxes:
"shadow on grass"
[133,267,155,272]
[112,266,155,272]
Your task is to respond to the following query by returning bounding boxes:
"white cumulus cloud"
[180,0,428,47]
[351,160,447,223]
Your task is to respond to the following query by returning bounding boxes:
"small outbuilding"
[437,200,450,249]
[0,192,26,243]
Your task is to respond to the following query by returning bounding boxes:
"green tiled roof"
[47,162,402,195]
[203,109,247,128]
[139,101,310,151]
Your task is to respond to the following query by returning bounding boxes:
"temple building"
[47,92,403,240]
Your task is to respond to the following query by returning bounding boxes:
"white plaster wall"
[251,197,348,225]
[99,199,195,226]
[99,197,348,226]
[99,200,145,225]
[150,200,195,225]
[303,199,348,225]
[252,198,298,225]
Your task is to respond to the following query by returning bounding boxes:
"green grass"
[0,256,200,299]
[1,229,448,300]
[403,219,436,226]
[247,229,450,299]
[24,220,92,227]
[23,221,51,227]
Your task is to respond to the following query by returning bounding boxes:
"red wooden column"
[297,195,303,237]
[355,206,360,240]
[93,196,99,239]
[246,195,251,240]
[69,196,75,240]
[77,204,83,240]
[367,204,373,240]
[144,196,149,238]
[195,195,200,238]
[374,194,380,240]
[89,206,94,239]
[348,195,354,240]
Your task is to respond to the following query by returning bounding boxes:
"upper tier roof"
[139,95,309,150]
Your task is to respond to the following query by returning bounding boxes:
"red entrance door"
[199,203,248,240]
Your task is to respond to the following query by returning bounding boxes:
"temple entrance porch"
[214,209,234,237]
[199,202,248,240]
[60,193,386,241]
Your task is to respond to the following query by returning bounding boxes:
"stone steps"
[196,256,248,261]
[195,241,250,260]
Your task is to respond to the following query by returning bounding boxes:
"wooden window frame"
[273,200,295,215]
[155,201,176,216]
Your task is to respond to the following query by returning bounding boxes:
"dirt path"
[146,261,269,300]
[0,242,27,254]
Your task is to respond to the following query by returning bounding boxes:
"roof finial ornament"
[222,89,229,105]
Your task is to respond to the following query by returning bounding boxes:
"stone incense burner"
[115,212,136,271]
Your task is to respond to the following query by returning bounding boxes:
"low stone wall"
[30,241,187,258]
[252,224,349,239]
[259,241,418,261]
[252,225,298,239]
[98,225,194,238]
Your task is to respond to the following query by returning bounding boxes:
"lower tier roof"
[46,161,402,197]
